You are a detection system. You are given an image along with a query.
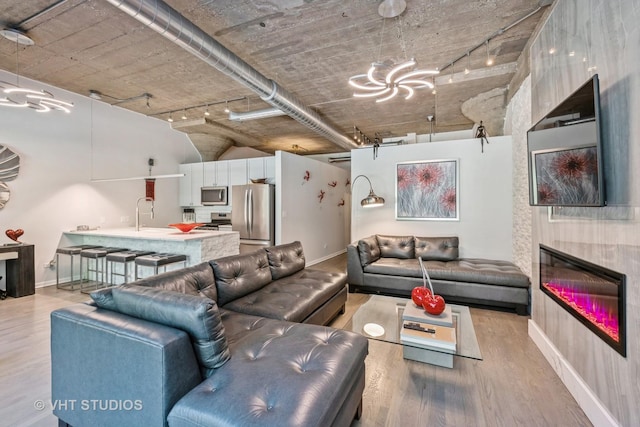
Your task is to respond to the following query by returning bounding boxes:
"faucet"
[136,197,155,231]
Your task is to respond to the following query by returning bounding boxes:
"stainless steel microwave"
[201,186,228,205]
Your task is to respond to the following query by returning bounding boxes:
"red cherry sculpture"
[423,293,446,316]
[411,286,431,307]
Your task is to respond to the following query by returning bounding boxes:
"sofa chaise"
[347,235,531,315]
[51,241,368,427]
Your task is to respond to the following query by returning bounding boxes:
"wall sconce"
[352,174,385,208]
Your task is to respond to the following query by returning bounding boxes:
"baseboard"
[307,249,346,266]
[528,320,620,427]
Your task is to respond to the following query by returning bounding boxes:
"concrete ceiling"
[0,0,550,159]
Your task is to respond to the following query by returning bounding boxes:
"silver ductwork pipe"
[104,0,357,150]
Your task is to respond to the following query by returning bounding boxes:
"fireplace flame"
[543,281,619,342]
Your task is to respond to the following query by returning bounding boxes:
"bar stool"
[134,253,187,280]
[106,250,155,286]
[56,245,103,291]
[79,247,128,294]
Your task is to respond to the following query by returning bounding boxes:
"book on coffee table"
[400,320,456,352]
[403,302,453,327]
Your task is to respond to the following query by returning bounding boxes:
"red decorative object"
[338,199,345,207]
[328,181,337,187]
[422,293,446,315]
[411,286,431,307]
[418,257,446,315]
[145,178,156,200]
[317,189,325,203]
[346,178,350,186]
[168,223,204,233]
[302,170,310,184]
[5,228,24,242]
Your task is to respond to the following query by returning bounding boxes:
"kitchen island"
[62,227,239,267]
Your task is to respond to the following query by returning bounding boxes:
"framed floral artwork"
[531,145,599,206]
[395,159,459,220]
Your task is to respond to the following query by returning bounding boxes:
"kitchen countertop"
[61,227,240,268]
[64,227,237,241]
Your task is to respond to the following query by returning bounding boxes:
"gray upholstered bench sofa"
[347,235,531,315]
[51,241,367,427]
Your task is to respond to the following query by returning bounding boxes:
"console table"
[1,244,35,298]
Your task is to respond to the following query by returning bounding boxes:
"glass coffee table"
[345,295,482,368]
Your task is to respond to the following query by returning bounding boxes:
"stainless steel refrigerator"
[231,184,275,254]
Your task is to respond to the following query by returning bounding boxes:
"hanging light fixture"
[485,40,494,66]
[464,52,471,75]
[204,104,210,116]
[181,109,187,120]
[349,59,439,103]
[167,112,173,122]
[348,8,438,103]
[223,100,230,113]
[0,29,74,113]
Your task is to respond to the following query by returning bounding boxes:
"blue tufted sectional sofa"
[348,235,531,315]
[51,241,368,427]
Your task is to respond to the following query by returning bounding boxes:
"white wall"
[276,151,350,264]
[0,71,199,287]
[351,137,514,261]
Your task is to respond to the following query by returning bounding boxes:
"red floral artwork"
[414,163,443,189]
[533,146,599,205]
[338,199,345,206]
[537,184,557,204]
[328,181,337,187]
[440,188,457,212]
[396,160,458,219]
[397,166,411,189]
[318,189,325,203]
[302,170,310,185]
[345,178,350,186]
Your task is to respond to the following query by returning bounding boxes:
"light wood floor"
[0,254,592,427]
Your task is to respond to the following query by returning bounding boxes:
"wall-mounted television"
[527,74,605,207]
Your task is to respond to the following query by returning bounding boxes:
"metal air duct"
[104,0,357,151]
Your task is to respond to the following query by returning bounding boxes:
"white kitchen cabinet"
[248,157,275,183]
[203,161,229,187]
[228,159,248,187]
[216,161,229,186]
[178,163,203,207]
[248,158,265,181]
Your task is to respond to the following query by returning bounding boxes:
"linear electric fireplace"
[539,244,626,357]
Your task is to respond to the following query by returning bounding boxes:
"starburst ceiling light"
[348,59,439,103]
[348,2,438,103]
[0,29,74,113]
